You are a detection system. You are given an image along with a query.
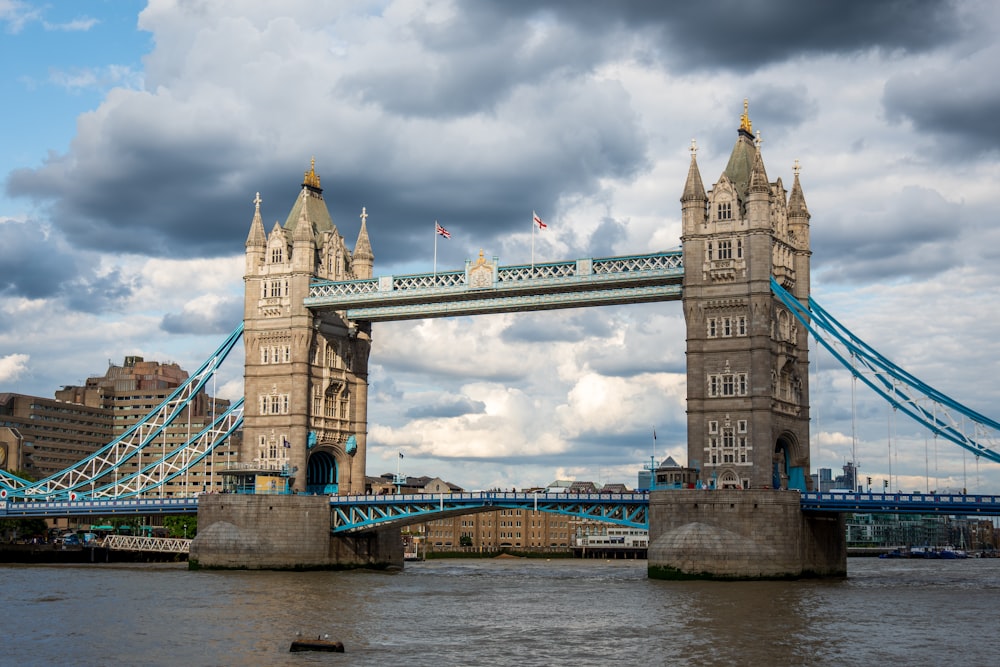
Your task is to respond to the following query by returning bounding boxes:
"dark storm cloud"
[5,131,255,259]
[405,395,486,419]
[0,220,80,299]
[883,62,1000,157]
[481,0,963,71]
[813,185,962,283]
[0,219,138,310]
[160,296,244,335]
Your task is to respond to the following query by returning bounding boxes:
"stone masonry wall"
[648,489,845,579]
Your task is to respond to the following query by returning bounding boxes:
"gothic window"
[737,420,748,433]
[723,317,732,337]
[270,281,281,298]
[284,280,289,296]
[722,427,734,448]
[717,202,733,220]
[271,247,283,263]
[707,372,749,397]
[718,240,733,260]
[283,395,289,413]
[738,316,747,336]
[260,282,266,299]
[707,318,717,338]
[270,396,280,414]
[268,440,278,459]
[708,420,718,434]
[736,239,744,259]
[284,346,291,363]
[706,242,714,261]
[261,347,270,364]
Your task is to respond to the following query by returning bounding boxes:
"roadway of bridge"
[5,492,1000,526]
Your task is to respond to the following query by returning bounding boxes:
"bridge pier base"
[189,494,402,570]
[647,489,845,580]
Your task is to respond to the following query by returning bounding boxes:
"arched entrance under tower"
[773,433,806,491]
[307,450,338,495]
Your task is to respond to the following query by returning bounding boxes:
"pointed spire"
[681,139,707,202]
[354,207,374,260]
[788,160,810,220]
[352,207,374,279]
[748,140,770,194]
[292,187,315,242]
[245,191,267,247]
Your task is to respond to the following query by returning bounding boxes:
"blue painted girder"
[329,491,650,533]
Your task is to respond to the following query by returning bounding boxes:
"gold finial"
[478,248,485,263]
[690,138,698,156]
[740,98,752,133]
[303,156,321,189]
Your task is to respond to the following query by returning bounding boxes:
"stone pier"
[189,494,402,570]
[647,489,845,580]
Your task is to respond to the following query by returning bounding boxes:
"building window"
[707,372,749,397]
[718,240,733,260]
[717,202,732,220]
[736,239,743,259]
[723,317,732,337]
[270,281,281,298]
[737,420,748,433]
[271,247,283,263]
[738,316,747,336]
[706,242,714,261]
[707,318,717,338]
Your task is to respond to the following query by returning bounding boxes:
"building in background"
[1,356,237,496]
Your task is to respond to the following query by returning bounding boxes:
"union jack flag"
[435,221,451,239]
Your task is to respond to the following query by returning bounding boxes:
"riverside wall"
[647,489,846,580]
[189,494,402,570]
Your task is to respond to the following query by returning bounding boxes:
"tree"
[163,515,197,539]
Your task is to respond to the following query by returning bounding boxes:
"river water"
[2,557,997,666]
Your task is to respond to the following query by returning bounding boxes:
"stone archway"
[718,470,741,489]
[773,433,807,491]
[307,450,338,495]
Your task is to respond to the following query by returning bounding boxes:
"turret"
[680,140,707,238]
[353,207,374,279]
[245,192,267,276]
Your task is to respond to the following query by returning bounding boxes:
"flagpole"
[433,221,438,281]
[531,211,536,273]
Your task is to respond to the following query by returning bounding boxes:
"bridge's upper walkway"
[304,251,683,320]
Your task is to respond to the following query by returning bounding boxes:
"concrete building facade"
[0,356,234,496]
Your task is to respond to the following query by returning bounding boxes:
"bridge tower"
[681,100,812,491]
[649,102,843,580]
[242,161,373,494]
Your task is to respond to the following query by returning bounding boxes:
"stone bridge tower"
[242,161,373,494]
[680,101,812,491]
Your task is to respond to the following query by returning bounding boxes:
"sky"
[1,0,999,494]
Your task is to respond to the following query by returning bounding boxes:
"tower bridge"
[3,102,999,577]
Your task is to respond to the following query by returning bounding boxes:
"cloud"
[0,0,41,33]
[43,16,99,32]
[0,353,29,382]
